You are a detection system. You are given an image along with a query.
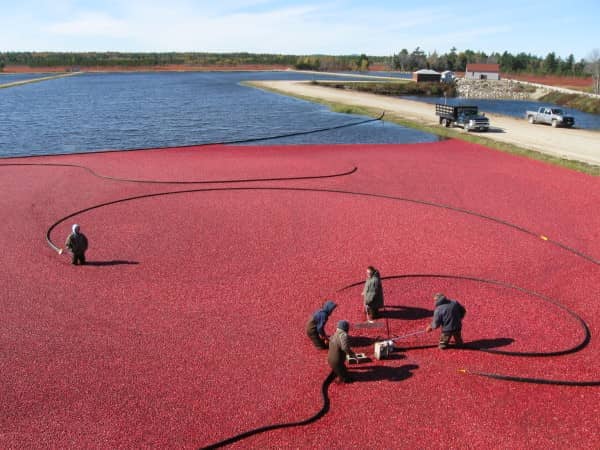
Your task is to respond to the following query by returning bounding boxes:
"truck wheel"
[552,119,558,128]
[528,116,535,124]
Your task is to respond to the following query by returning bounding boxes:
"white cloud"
[2,0,596,58]
[44,11,131,38]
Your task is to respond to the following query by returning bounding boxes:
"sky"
[2,0,599,60]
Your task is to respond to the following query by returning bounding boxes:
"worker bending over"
[306,300,337,349]
[426,293,466,349]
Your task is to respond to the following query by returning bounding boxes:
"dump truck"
[525,107,574,128]
[435,104,490,132]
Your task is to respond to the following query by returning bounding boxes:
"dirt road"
[252,80,600,167]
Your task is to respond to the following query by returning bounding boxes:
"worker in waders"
[328,320,356,383]
[362,266,384,321]
[64,224,88,265]
[426,293,466,349]
[306,300,337,349]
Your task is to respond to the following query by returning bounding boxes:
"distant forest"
[0,48,592,76]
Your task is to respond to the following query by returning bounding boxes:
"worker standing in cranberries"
[327,320,356,383]
[426,293,466,349]
[362,266,384,321]
[64,224,88,265]
[306,300,337,349]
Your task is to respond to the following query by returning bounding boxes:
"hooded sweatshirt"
[431,296,466,333]
[65,225,88,255]
[308,301,337,338]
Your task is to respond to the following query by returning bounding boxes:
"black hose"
[191,112,384,147]
[0,112,384,160]
[33,177,598,447]
[200,371,336,449]
[460,369,600,386]
[340,274,598,386]
[0,163,357,185]
[44,186,599,264]
[339,274,591,357]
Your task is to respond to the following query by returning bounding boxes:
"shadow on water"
[85,260,139,266]
[380,305,433,320]
[351,363,419,383]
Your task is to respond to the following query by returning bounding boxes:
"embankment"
[0,72,82,89]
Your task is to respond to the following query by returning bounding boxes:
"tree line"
[0,52,299,68]
[0,51,371,72]
[389,47,592,76]
[0,49,597,79]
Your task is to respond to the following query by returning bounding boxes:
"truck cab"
[435,104,490,132]
[526,107,575,128]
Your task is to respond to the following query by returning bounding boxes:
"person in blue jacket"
[426,293,466,349]
[305,300,337,349]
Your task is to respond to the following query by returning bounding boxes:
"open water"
[0,71,438,157]
[0,73,52,84]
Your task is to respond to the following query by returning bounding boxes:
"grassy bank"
[246,81,599,176]
[311,80,457,97]
[538,91,600,114]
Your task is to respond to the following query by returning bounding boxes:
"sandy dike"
[251,80,600,167]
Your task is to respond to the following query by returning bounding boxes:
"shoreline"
[248,80,600,171]
[0,64,292,74]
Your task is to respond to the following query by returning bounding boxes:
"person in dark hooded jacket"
[362,266,384,321]
[64,224,88,265]
[327,320,356,383]
[426,293,466,349]
[306,300,337,349]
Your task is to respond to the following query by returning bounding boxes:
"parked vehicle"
[435,104,490,131]
[441,71,456,83]
[525,107,574,128]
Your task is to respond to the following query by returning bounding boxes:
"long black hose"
[43,186,599,386]
[341,274,599,386]
[0,163,357,185]
[200,371,336,449]
[14,169,597,446]
[0,112,384,159]
[44,186,599,265]
[458,369,600,386]
[339,274,591,357]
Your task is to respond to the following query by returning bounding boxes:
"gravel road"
[253,80,600,167]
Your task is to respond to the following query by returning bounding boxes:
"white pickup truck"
[525,107,575,128]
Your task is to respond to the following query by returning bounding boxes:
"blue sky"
[2,0,599,60]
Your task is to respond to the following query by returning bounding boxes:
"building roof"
[466,63,500,73]
[414,69,440,74]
